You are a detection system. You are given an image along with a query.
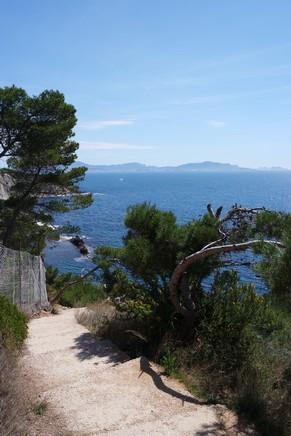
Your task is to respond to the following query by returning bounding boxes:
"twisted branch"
[169,236,284,317]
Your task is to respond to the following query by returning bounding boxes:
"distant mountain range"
[72,161,290,173]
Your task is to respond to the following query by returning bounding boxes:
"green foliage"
[0,86,29,159]
[193,272,284,371]
[254,210,291,239]
[0,85,93,254]
[159,349,178,376]
[58,223,81,234]
[94,202,220,324]
[122,203,179,283]
[253,210,291,306]
[46,265,73,299]
[157,271,291,435]
[59,281,105,308]
[0,295,27,350]
[92,204,291,434]
[46,266,105,307]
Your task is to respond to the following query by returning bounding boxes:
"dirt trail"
[22,308,252,435]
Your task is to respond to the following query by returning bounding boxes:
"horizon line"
[74,160,290,171]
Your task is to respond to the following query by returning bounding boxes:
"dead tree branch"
[169,239,285,317]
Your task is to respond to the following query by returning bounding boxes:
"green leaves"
[71,193,93,209]
[0,86,93,253]
[94,202,222,323]
[123,203,179,280]
[0,295,28,350]
[0,86,30,159]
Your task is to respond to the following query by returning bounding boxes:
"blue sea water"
[44,171,291,288]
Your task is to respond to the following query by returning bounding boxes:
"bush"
[46,266,105,307]
[77,270,290,435]
[0,296,28,434]
[194,272,284,372]
[59,281,105,307]
[0,295,27,350]
[159,272,291,436]
[89,202,291,434]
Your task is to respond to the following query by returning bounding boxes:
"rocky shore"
[69,236,89,255]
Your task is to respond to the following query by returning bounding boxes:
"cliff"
[0,170,70,199]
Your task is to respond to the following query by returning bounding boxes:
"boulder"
[70,236,89,256]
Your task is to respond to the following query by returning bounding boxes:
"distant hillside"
[72,160,289,173]
[257,166,289,172]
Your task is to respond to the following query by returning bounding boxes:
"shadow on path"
[139,356,208,406]
[194,423,225,435]
[194,419,254,435]
[71,332,128,365]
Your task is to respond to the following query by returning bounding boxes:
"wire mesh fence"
[0,243,49,314]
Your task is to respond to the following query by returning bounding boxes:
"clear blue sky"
[1,1,291,167]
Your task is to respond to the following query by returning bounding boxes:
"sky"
[1,0,291,168]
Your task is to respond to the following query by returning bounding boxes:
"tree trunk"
[169,239,284,317]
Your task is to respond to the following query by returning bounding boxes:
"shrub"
[194,272,284,373]
[159,349,178,376]
[46,266,105,307]
[0,296,28,434]
[0,295,27,350]
[90,202,291,434]
[77,269,290,434]
[162,271,291,436]
[59,281,105,307]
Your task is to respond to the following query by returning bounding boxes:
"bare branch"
[215,206,223,218]
[180,274,195,312]
[201,237,225,251]
[220,207,265,225]
[169,239,285,317]
[50,265,100,305]
[207,204,215,218]
[49,256,122,306]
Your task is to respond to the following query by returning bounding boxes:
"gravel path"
[22,308,252,435]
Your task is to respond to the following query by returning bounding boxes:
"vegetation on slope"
[0,295,27,350]
[46,266,105,308]
[0,84,93,432]
[77,202,291,436]
[1,85,290,434]
[0,296,28,434]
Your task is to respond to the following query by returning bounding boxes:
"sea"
[44,171,291,290]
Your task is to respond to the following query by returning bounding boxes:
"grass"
[0,296,28,435]
[0,295,28,350]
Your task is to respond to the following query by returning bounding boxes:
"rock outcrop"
[70,236,89,255]
[0,170,14,200]
[0,169,71,200]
